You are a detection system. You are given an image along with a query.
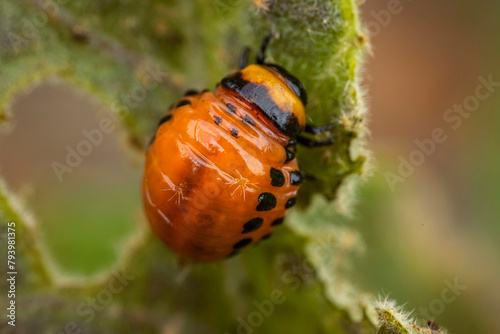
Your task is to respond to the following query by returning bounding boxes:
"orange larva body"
[142,64,308,261]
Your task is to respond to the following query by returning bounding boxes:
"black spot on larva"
[226,103,237,113]
[242,218,263,234]
[201,89,209,93]
[231,128,239,138]
[158,114,172,127]
[257,193,277,211]
[285,149,295,163]
[290,171,303,185]
[285,197,296,209]
[213,115,223,125]
[288,139,298,146]
[243,115,256,126]
[233,238,252,249]
[176,100,191,107]
[271,217,284,226]
[270,168,285,187]
[261,233,272,240]
[184,89,198,96]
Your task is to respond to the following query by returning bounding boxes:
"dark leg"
[239,47,250,69]
[302,171,317,181]
[256,34,272,64]
[157,114,172,127]
[183,89,198,96]
[147,134,156,147]
[304,123,336,134]
[297,135,335,147]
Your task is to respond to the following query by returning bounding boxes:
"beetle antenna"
[256,34,272,64]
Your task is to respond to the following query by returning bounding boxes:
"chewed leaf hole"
[0,80,141,276]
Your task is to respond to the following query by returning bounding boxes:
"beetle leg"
[256,34,272,64]
[297,136,335,147]
[301,171,317,181]
[157,114,172,127]
[304,123,336,134]
[183,89,198,96]
[147,133,156,148]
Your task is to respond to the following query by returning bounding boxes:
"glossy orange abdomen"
[142,64,307,261]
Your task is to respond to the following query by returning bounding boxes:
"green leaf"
[0,0,448,333]
[252,0,369,205]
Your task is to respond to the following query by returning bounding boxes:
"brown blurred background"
[0,0,499,333]
[355,0,500,333]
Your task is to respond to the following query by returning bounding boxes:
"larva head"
[220,64,307,138]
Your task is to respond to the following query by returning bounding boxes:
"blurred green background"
[0,0,499,333]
